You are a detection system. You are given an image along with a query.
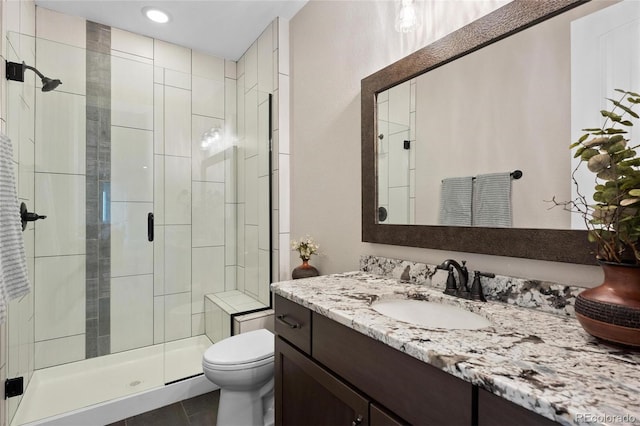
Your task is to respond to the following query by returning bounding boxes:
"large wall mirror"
[362,0,639,265]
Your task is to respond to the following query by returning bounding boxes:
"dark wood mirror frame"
[361,0,597,265]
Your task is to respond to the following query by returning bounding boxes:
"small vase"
[292,259,319,280]
[575,261,640,347]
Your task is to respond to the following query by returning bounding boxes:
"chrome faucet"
[436,259,470,299]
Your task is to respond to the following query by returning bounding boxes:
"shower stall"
[5,18,274,425]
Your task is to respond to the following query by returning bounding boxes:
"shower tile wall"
[236,21,275,306]
[30,9,87,368]
[275,18,292,283]
[24,7,241,363]
[110,28,154,354]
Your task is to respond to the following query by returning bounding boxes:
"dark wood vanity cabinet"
[274,294,558,426]
[477,388,558,426]
[275,337,370,425]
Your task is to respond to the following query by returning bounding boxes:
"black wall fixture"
[6,61,62,92]
[5,377,23,399]
[20,202,46,231]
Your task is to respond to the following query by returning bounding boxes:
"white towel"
[0,133,30,323]
[473,172,512,228]
[438,177,473,226]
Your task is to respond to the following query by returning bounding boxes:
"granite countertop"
[271,271,640,426]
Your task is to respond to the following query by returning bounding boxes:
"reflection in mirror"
[362,0,619,264]
[377,81,415,224]
[376,0,636,230]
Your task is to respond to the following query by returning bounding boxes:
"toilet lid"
[204,329,274,366]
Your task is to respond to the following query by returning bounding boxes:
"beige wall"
[289,0,602,287]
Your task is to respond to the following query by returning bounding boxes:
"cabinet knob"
[352,415,364,426]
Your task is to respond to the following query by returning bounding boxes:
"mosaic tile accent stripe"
[86,21,111,358]
[360,255,585,317]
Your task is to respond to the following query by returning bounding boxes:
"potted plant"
[291,236,320,279]
[563,88,640,347]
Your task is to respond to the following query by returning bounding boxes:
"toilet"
[202,329,275,426]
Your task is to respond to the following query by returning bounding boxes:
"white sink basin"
[372,299,492,330]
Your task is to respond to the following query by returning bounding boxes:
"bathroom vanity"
[272,272,640,425]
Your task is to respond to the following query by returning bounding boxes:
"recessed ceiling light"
[142,7,170,24]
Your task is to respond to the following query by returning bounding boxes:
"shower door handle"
[147,213,154,242]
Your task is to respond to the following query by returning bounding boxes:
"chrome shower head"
[6,61,62,92]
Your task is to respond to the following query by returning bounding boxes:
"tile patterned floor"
[107,390,220,426]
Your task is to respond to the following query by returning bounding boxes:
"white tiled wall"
[111,56,153,130]
[111,202,154,277]
[111,127,153,202]
[164,86,192,157]
[111,28,153,59]
[236,20,281,304]
[164,156,191,224]
[276,18,291,282]
[164,225,191,295]
[205,292,268,344]
[192,246,225,314]
[30,23,88,383]
[35,90,86,175]
[109,38,156,356]
[233,309,274,335]
[192,181,224,247]
[34,255,85,342]
[34,173,86,257]
[111,275,153,353]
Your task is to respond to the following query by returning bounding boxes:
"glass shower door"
[4,32,166,425]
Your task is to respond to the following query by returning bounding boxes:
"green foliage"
[571,89,640,264]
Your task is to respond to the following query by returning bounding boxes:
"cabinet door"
[275,337,369,426]
[370,404,407,426]
[477,388,559,425]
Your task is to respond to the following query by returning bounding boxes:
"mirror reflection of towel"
[473,172,512,228]
[439,177,473,226]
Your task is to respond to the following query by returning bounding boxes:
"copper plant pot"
[292,259,319,280]
[575,262,640,347]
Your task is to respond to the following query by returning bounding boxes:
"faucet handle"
[459,260,470,293]
[460,260,469,275]
[470,271,493,302]
[444,266,457,296]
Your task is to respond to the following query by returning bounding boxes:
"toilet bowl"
[203,329,275,426]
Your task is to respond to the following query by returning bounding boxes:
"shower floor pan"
[12,335,217,426]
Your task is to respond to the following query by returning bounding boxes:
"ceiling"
[35,0,308,61]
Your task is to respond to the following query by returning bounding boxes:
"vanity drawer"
[274,294,312,354]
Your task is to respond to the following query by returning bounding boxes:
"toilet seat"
[203,329,274,371]
[203,355,274,371]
